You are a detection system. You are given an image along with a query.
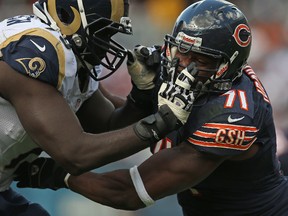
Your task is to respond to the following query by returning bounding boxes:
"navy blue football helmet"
[33,0,132,80]
[162,0,252,93]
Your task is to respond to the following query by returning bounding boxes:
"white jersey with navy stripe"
[0,15,100,191]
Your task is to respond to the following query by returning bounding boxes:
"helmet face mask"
[162,0,252,94]
[162,33,228,95]
[33,0,132,81]
[73,15,131,80]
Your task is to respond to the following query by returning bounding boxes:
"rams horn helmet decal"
[47,0,81,36]
[33,0,132,81]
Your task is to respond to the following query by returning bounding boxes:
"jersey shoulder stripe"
[188,122,258,151]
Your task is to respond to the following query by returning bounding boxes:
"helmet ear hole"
[58,8,71,24]
[239,29,251,42]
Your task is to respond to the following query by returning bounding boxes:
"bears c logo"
[232,24,251,47]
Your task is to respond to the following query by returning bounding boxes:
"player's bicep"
[0,61,83,160]
[136,143,226,201]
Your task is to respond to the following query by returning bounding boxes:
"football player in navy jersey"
[14,0,288,215]
[0,0,190,215]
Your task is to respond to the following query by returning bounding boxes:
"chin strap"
[76,0,88,34]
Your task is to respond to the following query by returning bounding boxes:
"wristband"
[64,173,71,188]
[129,166,155,206]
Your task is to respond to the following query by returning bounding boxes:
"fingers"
[147,50,161,66]
[14,161,29,181]
[134,45,150,58]
[175,68,196,90]
[133,45,161,67]
[126,46,150,66]
[127,50,136,65]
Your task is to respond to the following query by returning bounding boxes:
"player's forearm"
[109,97,152,130]
[43,103,178,175]
[99,83,126,109]
[68,170,145,210]
[61,126,148,175]
[70,105,178,174]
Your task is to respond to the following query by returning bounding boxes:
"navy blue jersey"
[156,66,288,215]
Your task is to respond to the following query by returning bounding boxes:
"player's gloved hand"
[158,60,198,125]
[134,104,179,144]
[14,157,68,190]
[127,44,162,90]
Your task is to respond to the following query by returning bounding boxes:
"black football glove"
[14,157,68,190]
[134,104,180,144]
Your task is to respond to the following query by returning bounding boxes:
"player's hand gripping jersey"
[0,15,99,191]
[153,66,288,216]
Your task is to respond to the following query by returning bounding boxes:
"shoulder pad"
[0,28,74,88]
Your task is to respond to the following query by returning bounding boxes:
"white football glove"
[158,62,197,125]
[127,45,161,90]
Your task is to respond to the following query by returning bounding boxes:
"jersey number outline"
[223,89,248,110]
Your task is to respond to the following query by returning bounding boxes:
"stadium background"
[0,0,287,215]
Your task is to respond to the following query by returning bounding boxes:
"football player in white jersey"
[0,0,191,215]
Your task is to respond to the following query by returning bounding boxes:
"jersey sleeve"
[1,33,66,88]
[184,112,258,156]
